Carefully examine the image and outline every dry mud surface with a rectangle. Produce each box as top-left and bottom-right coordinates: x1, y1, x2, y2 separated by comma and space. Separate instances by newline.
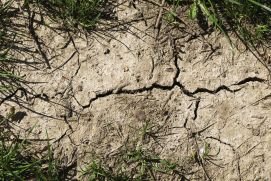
1, 0, 271, 180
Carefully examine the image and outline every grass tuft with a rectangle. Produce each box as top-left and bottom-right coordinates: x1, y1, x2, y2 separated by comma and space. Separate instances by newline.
0, 1, 19, 91
0, 108, 63, 180
80, 146, 185, 180
30, 0, 105, 29
166, 0, 271, 45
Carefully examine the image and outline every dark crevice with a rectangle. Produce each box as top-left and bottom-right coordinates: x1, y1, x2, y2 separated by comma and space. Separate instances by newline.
14, 73, 265, 110
81, 50, 267, 109
82, 53, 181, 109
82, 84, 173, 109
183, 117, 189, 128
173, 40, 180, 83
233, 76, 266, 86
82, 75, 267, 109
192, 99, 200, 120
82, 89, 114, 108
192, 85, 234, 94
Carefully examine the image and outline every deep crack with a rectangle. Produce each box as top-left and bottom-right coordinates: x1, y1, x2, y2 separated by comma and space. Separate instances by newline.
82, 75, 267, 109
192, 85, 234, 94
81, 43, 267, 109
193, 98, 200, 120
233, 76, 266, 85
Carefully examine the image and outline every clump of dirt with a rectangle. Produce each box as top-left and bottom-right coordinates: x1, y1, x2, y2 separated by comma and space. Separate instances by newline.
0, 0, 271, 180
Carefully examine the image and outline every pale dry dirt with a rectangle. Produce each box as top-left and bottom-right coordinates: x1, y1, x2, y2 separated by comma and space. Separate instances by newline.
1, 0, 271, 180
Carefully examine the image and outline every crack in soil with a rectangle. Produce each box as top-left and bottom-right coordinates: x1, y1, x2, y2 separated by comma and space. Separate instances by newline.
192, 98, 201, 120
233, 76, 266, 85
82, 67, 267, 109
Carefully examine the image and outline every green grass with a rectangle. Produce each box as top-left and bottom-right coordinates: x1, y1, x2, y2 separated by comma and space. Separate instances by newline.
166, 0, 271, 45
0, 1, 19, 91
80, 121, 185, 181
29, 0, 104, 29
0, 0, 270, 180
81, 160, 129, 181
0, 108, 63, 180
80, 147, 183, 181
0, 0, 105, 91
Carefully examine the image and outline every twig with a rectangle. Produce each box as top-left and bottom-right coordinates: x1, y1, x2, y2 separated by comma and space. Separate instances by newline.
155, 0, 165, 29
0, 88, 28, 106
28, 11, 51, 69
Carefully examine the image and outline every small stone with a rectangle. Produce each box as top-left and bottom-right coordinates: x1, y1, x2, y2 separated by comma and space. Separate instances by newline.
252, 128, 260, 136
77, 85, 83, 92
124, 67, 129, 72
165, 67, 174, 72
104, 49, 110, 54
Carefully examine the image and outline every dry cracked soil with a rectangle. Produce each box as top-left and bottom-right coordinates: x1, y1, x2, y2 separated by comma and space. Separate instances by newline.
1, 0, 271, 180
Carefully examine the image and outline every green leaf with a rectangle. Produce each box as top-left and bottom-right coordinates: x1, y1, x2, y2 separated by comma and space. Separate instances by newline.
89, 173, 96, 181
189, 2, 198, 20
226, 0, 242, 6
197, 0, 232, 45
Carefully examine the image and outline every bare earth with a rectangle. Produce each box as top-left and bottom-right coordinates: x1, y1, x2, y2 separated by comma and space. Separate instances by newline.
1, 0, 271, 180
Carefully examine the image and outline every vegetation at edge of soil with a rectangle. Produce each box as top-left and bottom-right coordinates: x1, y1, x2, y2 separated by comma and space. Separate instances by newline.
0, 108, 63, 180
166, 0, 271, 45
0, 0, 271, 180
0, 109, 190, 180
80, 148, 183, 181
0, 1, 20, 91
27, 0, 105, 29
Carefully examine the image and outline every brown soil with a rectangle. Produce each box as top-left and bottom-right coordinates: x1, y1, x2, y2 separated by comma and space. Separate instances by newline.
1, 0, 271, 180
